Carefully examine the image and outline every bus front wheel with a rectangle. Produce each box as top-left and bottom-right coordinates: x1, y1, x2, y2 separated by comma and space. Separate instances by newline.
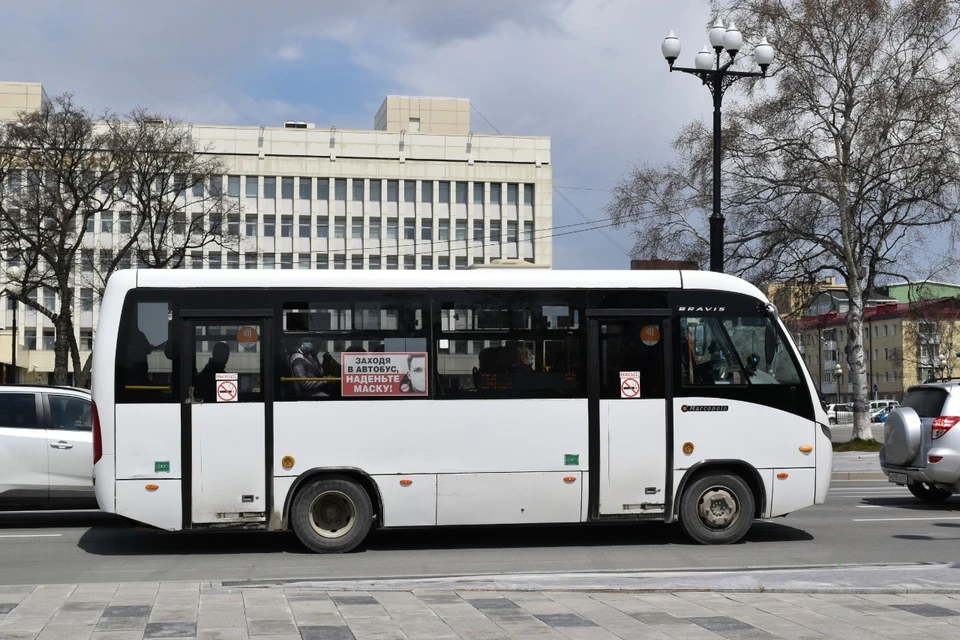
679, 473, 754, 545
291, 476, 373, 553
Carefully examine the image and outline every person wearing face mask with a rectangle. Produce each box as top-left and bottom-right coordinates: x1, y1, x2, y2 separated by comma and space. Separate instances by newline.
512, 345, 535, 373
399, 354, 426, 393
289, 339, 330, 398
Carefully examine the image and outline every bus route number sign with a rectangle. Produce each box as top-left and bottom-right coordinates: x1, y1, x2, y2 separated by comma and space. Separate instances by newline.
620, 371, 641, 399
215, 372, 239, 403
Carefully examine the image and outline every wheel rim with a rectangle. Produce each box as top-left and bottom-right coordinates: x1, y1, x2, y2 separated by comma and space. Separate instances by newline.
696, 486, 740, 530
308, 490, 357, 539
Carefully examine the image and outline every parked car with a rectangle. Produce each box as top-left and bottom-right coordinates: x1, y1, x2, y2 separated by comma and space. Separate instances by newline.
826, 403, 853, 424
0, 385, 96, 510
881, 382, 960, 502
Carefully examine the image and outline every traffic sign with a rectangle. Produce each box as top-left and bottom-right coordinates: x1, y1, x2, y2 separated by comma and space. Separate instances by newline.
873, 384, 878, 392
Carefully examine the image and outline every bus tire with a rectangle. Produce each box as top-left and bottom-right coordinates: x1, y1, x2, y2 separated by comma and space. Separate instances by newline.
679, 472, 754, 545
291, 476, 373, 553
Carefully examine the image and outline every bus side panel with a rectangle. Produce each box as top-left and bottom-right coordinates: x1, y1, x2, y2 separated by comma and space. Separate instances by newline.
116, 479, 181, 531
437, 472, 582, 526
770, 468, 815, 517
115, 405, 182, 480
273, 399, 588, 476
374, 474, 437, 527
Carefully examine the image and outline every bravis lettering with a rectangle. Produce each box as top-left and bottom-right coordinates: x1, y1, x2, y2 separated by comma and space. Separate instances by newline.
678, 306, 726, 312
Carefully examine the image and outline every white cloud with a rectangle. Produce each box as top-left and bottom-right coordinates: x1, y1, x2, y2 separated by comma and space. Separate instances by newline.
276, 44, 303, 61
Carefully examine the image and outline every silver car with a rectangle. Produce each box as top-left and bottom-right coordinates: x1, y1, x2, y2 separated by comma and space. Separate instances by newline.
0, 385, 96, 510
881, 381, 960, 502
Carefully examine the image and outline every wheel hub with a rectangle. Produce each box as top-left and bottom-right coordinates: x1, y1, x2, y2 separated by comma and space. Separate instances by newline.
308, 491, 357, 539
697, 487, 739, 530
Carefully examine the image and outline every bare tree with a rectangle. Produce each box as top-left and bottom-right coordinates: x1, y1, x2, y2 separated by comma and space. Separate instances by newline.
0, 95, 237, 387
607, 0, 960, 439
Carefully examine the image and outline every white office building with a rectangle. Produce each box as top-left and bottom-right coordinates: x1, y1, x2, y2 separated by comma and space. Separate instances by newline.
0, 83, 553, 384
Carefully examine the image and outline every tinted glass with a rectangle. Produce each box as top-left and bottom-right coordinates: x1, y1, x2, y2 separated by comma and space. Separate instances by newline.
903, 388, 949, 418
49, 395, 92, 431
0, 393, 37, 429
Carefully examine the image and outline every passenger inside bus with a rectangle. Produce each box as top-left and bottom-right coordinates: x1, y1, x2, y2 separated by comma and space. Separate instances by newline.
194, 342, 230, 402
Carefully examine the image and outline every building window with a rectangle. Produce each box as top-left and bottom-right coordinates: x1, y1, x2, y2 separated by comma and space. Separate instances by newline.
507, 221, 518, 242
209, 253, 222, 270
369, 218, 381, 240
873, 325, 879, 337
369, 255, 381, 270
490, 221, 501, 242
455, 182, 468, 204
44, 288, 56, 311
80, 288, 93, 311
387, 256, 398, 270
191, 251, 203, 270
192, 179, 204, 198
884, 371, 890, 382
263, 254, 275, 270
42, 328, 55, 351
281, 177, 294, 200
473, 183, 484, 205
438, 256, 450, 270
353, 179, 364, 201
874, 348, 879, 361
892, 325, 897, 336
524, 222, 534, 242
507, 183, 518, 205
281, 216, 293, 238
299, 216, 311, 238
298, 254, 311, 270
101, 212, 113, 234
80, 329, 93, 351
299, 177, 312, 200
404, 218, 416, 240
883, 325, 888, 337
421, 256, 433, 270
369, 180, 381, 202
317, 179, 329, 200
262, 215, 275, 237
404, 255, 415, 270
524, 184, 534, 206
334, 217, 346, 239
405, 181, 416, 202
421, 220, 433, 241
335, 179, 347, 201
438, 181, 450, 204
421, 181, 432, 203
387, 180, 399, 203
227, 213, 240, 236
245, 253, 258, 269
351, 218, 363, 239
228, 252, 240, 270
387, 218, 398, 240
246, 176, 258, 198
25, 329, 36, 350
227, 176, 240, 197
455, 256, 467, 270
334, 254, 346, 270
490, 184, 501, 205
439, 220, 450, 242
264, 177, 277, 199
884, 348, 889, 360
317, 254, 329, 269
455, 220, 467, 241
316, 218, 329, 238
473, 221, 484, 242
281, 253, 293, 270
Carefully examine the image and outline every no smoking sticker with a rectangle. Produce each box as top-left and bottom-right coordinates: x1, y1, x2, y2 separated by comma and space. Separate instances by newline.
620, 371, 641, 399
216, 372, 238, 403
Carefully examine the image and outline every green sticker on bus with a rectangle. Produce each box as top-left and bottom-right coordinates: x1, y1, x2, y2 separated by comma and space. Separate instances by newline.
564, 454, 579, 466
155, 461, 170, 473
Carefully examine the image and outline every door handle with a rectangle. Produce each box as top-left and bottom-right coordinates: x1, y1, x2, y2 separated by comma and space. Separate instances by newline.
50, 441, 74, 450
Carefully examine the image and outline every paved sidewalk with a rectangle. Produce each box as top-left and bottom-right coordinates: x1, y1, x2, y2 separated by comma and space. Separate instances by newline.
5, 571, 960, 640
831, 451, 885, 480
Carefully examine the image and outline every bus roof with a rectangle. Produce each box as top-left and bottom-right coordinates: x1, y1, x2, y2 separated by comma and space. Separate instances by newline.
117, 269, 768, 302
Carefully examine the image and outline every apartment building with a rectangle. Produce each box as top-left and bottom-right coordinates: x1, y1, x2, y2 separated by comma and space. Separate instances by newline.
0, 83, 553, 384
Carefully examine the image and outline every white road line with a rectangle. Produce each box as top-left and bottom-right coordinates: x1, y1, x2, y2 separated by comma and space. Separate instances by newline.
0, 533, 62, 538
855, 505, 885, 508
852, 516, 960, 522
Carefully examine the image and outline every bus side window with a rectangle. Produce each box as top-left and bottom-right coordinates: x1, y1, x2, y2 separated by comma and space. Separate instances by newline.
116, 300, 175, 403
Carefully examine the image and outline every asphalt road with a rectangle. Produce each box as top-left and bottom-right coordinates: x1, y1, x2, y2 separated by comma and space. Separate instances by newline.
0, 480, 955, 586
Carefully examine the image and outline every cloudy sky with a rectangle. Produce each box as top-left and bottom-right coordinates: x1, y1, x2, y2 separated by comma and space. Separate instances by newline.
0, 0, 732, 269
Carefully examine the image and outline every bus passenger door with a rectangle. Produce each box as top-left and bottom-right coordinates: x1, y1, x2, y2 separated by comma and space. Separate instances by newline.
589, 315, 671, 517
182, 317, 271, 527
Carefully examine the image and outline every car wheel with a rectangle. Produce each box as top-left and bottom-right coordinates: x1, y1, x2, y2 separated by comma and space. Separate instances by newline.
679, 473, 755, 545
907, 482, 952, 503
291, 476, 373, 553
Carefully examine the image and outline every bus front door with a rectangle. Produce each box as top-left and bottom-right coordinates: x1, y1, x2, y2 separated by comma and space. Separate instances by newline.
182, 317, 271, 527
590, 315, 671, 517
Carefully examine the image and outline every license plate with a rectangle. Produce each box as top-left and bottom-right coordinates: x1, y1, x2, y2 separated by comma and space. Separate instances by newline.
888, 471, 911, 485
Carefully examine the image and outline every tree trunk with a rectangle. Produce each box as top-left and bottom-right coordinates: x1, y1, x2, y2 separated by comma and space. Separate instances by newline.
845, 281, 873, 440
52, 311, 72, 386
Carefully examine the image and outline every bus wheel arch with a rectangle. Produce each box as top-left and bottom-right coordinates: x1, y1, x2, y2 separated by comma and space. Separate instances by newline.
674, 461, 765, 544
283, 468, 384, 532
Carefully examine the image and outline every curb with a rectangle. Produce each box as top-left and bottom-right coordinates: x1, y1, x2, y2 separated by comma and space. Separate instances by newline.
831, 471, 887, 480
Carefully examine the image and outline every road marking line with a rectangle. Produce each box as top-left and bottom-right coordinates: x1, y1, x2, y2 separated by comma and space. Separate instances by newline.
852, 516, 960, 522
855, 505, 885, 508
0, 534, 62, 538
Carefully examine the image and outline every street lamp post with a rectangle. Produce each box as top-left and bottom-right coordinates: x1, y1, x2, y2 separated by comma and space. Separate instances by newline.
833, 363, 843, 405
936, 353, 948, 381
661, 19, 775, 273
3, 267, 23, 385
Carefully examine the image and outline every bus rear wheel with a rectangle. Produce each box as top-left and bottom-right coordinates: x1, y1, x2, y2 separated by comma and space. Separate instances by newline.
679, 473, 754, 545
291, 476, 373, 553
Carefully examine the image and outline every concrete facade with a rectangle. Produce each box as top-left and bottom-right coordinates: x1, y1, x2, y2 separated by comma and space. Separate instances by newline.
0, 83, 553, 383
0, 81, 47, 122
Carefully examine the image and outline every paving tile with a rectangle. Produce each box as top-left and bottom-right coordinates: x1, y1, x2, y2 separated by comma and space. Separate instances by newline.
195, 630, 251, 640
892, 604, 960, 618
94, 617, 148, 632
248, 619, 299, 635
329, 596, 378, 607
0, 632, 42, 640
102, 606, 153, 618
299, 626, 356, 640
144, 621, 197, 638
285, 592, 331, 602
90, 632, 148, 640
467, 598, 522, 611
536, 613, 598, 628
1, 603, 20, 614
35, 624, 97, 640
60, 603, 107, 613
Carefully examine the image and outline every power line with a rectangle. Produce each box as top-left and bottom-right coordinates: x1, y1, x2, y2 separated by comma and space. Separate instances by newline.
553, 187, 631, 256
554, 185, 613, 192
470, 104, 502, 135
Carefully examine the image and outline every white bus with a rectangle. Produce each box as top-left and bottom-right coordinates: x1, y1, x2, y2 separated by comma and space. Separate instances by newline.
91, 269, 831, 552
